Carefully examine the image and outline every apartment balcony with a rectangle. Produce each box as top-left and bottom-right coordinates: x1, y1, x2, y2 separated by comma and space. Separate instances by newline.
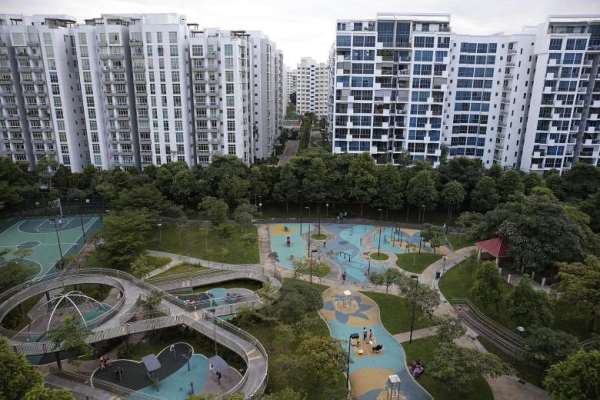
544, 86, 554, 94
546, 72, 555, 80
589, 114, 599, 120
573, 113, 582, 119
581, 73, 591, 80
578, 87, 588, 93
506, 61, 515, 67
554, 100, 563, 107
593, 100, 600, 107
548, 59, 558, 66
587, 126, 597, 133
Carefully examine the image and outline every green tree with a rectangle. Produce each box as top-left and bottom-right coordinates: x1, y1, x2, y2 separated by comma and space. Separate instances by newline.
471, 261, 505, 312
507, 278, 553, 329
544, 350, 600, 400
369, 269, 402, 293
0, 337, 43, 400
23, 385, 74, 400
470, 176, 499, 212
47, 316, 92, 369
525, 327, 580, 368
233, 202, 257, 230
497, 170, 525, 202
407, 170, 438, 222
435, 317, 466, 343
523, 173, 543, 195
455, 211, 484, 241
346, 153, 377, 216
262, 388, 306, 400
420, 224, 445, 254
139, 291, 163, 314
441, 180, 465, 219
292, 336, 347, 400
97, 210, 154, 270
198, 196, 229, 226
430, 343, 512, 393
373, 165, 405, 217
557, 255, 600, 333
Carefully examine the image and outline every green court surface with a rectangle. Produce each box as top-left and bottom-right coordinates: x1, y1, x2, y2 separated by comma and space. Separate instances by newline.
0, 216, 102, 279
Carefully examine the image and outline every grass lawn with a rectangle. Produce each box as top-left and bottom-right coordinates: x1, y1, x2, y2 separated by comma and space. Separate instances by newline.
478, 336, 545, 387
447, 233, 475, 250
438, 257, 478, 302
370, 252, 389, 261
403, 336, 494, 400
295, 262, 331, 278
396, 253, 442, 274
311, 233, 327, 240
362, 291, 436, 335
146, 262, 206, 281
151, 223, 259, 264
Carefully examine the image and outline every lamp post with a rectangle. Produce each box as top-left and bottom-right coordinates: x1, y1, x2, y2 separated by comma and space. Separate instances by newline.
325, 203, 329, 218
346, 332, 360, 393
317, 203, 321, 236
79, 198, 90, 242
377, 208, 383, 256
421, 204, 426, 224
157, 223, 163, 244
51, 212, 64, 269
409, 275, 419, 343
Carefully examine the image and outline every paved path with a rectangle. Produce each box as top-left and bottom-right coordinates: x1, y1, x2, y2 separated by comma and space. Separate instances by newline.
393, 326, 439, 343
277, 140, 299, 166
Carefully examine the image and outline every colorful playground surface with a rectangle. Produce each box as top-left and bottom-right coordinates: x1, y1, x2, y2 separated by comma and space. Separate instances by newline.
320, 287, 431, 400
269, 223, 430, 283
91, 342, 240, 400
0, 215, 102, 278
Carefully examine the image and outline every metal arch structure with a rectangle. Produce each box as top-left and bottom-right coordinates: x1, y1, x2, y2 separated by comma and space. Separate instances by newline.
43, 290, 112, 333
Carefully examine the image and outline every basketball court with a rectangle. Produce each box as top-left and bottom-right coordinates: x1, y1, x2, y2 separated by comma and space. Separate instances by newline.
0, 215, 102, 279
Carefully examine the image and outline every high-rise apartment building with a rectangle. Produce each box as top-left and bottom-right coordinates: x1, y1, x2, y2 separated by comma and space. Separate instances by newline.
286, 68, 297, 97
296, 57, 328, 117
329, 13, 600, 173
73, 15, 139, 170
520, 16, 600, 173
0, 13, 284, 171
0, 15, 89, 171
332, 13, 451, 165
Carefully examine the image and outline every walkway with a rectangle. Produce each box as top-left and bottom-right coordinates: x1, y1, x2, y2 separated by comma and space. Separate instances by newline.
1, 267, 269, 399
277, 140, 299, 166
393, 327, 439, 344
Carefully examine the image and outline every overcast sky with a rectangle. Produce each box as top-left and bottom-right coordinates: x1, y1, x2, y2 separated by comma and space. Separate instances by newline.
5, 0, 600, 67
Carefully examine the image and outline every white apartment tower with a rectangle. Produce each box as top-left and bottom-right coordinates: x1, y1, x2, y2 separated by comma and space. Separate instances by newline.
443, 34, 535, 168
520, 16, 600, 173
189, 28, 252, 165
296, 57, 328, 117
127, 14, 194, 167
286, 68, 297, 96
73, 15, 139, 170
0, 15, 89, 171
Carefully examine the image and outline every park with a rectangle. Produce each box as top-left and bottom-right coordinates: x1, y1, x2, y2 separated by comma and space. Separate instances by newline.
1, 155, 599, 400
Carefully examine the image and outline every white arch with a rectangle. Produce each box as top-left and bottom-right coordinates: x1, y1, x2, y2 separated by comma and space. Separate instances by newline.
46, 293, 88, 333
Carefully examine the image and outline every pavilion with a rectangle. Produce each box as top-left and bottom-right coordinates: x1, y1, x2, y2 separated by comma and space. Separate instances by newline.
476, 237, 509, 266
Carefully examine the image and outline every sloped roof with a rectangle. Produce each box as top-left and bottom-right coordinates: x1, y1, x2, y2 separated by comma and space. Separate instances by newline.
477, 237, 509, 258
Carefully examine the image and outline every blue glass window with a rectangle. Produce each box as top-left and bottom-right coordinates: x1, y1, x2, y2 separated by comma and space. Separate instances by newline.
337, 35, 351, 47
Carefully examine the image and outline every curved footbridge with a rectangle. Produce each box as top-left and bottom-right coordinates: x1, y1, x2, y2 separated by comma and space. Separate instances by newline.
0, 262, 280, 399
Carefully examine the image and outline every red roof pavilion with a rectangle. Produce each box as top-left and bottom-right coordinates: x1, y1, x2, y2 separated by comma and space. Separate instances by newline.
476, 237, 509, 258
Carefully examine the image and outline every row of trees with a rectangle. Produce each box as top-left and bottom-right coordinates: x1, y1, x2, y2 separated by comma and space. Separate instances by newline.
6, 152, 600, 224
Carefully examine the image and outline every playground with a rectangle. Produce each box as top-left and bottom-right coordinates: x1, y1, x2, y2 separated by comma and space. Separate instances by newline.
320, 287, 431, 400
92, 342, 240, 400
0, 215, 102, 278
269, 223, 434, 283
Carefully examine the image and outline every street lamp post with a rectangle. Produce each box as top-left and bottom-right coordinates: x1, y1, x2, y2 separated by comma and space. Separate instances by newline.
421, 204, 426, 224
79, 198, 90, 242
377, 208, 383, 256
346, 333, 360, 393
325, 203, 329, 218
53, 215, 64, 269
409, 275, 419, 343
317, 204, 321, 236
157, 223, 163, 244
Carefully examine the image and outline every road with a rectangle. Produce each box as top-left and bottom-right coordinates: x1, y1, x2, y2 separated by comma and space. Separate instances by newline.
278, 140, 299, 166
